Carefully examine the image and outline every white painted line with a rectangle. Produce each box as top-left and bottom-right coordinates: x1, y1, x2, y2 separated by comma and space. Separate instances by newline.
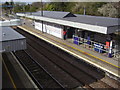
10, 52, 39, 89
18, 26, 120, 78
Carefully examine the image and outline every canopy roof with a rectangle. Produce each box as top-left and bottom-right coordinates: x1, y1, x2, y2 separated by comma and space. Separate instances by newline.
17, 11, 120, 34
1, 27, 25, 42
25, 11, 76, 19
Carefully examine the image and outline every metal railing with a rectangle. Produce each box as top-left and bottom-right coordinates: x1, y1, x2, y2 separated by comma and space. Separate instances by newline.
73, 35, 119, 58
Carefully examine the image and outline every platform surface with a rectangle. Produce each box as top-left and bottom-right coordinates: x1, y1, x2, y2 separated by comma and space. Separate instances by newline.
2, 52, 36, 89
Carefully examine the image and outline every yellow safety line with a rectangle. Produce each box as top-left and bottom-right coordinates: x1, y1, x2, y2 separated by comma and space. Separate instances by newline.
3, 60, 17, 89
56, 41, 120, 69
18, 26, 120, 69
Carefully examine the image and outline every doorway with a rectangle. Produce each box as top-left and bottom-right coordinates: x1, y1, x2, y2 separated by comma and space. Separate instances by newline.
67, 27, 75, 38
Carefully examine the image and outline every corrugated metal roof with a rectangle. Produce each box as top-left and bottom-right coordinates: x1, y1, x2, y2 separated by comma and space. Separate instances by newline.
1, 27, 25, 42
26, 11, 76, 19
64, 14, 119, 27
24, 11, 119, 27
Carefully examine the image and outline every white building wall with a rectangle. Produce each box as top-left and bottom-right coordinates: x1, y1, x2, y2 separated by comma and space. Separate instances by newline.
34, 21, 63, 39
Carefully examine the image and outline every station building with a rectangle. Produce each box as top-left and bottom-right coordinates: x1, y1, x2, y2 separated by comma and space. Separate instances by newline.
16, 11, 120, 58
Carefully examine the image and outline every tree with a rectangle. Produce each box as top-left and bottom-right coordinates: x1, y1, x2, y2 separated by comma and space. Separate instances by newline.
98, 2, 119, 18
9, 0, 14, 14
2, 1, 14, 14
13, 4, 22, 13
43, 2, 107, 15
44, 2, 75, 12
2, 2, 10, 10
2, 1, 10, 14
31, 2, 42, 9
72, 2, 106, 15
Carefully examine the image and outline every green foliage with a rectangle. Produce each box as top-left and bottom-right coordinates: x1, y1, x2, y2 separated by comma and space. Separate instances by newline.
2, 1, 15, 14
2, 2, 9, 10
2, 2, 38, 13
24, 5, 30, 12
13, 4, 23, 13
29, 5, 37, 12
43, 2, 107, 16
98, 2, 120, 18
44, 2, 75, 12
3, 2, 119, 18
44, 4, 54, 11
71, 2, 107, 15
13, 3, 37, 13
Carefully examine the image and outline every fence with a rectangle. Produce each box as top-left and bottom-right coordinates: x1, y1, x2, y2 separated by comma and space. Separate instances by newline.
73, 35, 119, 58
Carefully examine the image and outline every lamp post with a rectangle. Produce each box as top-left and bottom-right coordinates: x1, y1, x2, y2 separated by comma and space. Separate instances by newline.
83, 6, 86, 15
10, 0, 14, 14
41, 0, 43, 33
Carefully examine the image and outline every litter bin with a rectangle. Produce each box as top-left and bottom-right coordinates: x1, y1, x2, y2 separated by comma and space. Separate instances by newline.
73, 36, 79, 45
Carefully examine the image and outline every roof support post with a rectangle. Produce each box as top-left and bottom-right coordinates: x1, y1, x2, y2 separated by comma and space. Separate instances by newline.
41, 0, 43, 33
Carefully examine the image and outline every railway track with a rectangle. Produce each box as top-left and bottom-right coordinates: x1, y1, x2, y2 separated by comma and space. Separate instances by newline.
27, 40, 95, 83
13, 50, 64, 89
29, 42, 115, 89
13, 27, 118, 89
25, 35, 114, 89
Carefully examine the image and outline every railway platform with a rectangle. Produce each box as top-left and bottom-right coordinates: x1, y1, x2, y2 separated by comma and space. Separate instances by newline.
2, 53, 25, 89
2, 52, 37, 89
2, 62, 15, 89
16, 25, 120, 79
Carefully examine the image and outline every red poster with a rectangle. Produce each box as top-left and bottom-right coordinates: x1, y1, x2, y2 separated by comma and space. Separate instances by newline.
106, 42, 110, 49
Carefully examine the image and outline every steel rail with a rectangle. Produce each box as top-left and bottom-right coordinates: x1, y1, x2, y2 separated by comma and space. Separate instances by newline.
24, 50, 65, 89
13, 50, 65, 89
13, 52, 44, 89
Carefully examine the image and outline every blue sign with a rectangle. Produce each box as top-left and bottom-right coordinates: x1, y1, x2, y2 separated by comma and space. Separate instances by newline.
0, 5, 13, 7
94, 44, 103, 53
